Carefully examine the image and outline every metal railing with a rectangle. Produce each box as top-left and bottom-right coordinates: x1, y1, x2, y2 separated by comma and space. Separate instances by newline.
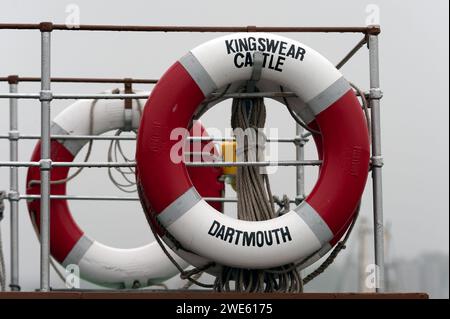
0, 22, 384, 292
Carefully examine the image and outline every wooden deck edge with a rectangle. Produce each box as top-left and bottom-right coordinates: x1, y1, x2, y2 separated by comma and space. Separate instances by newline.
0, 291, 429, 299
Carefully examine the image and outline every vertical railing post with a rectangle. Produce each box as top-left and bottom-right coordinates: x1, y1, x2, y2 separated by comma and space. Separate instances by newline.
7, 75, 20, 291
368, 27, 385, 292
295, 124, 305, 203
39, 22, 53, 291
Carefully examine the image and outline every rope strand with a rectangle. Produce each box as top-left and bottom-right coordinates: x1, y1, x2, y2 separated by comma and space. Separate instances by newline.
214, 92, 303, 292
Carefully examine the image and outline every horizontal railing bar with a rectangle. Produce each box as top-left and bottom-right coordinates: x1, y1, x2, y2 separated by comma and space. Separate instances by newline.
195, 197, 298, 204
0, 134, 307, 143
0, 160, 322, 168
0, 92, 296, 100
186, 136, 306, 143
55, 162, 136, 168
20, 194, 139, 201
0, 23, 380, 34
0, 162, 40, 167
0, 93, 39, 99
0, 134, 137, 141
0, 161, 136, 168
0, 93, 149, 99
52, 93, 150, 99
210, 92, 297, 99
17, 194, 297, 204
0, 90, 366, 100
185, 160, 322, 167
0, 76, 158, 84
184, 152, 222, 160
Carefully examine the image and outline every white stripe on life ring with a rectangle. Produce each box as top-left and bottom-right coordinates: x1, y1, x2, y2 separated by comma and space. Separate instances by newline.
189, 33, 342, 103
159, 188, 330, 269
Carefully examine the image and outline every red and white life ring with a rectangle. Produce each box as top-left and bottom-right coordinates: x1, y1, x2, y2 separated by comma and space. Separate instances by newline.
26, 90, 224, 288
136, 33, 370, 270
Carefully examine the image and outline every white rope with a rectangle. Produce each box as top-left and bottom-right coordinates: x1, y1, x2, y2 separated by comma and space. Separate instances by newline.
106, 130, 138, 192
106, 96, 143, 193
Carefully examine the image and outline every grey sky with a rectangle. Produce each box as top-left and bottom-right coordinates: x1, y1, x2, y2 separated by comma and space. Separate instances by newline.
0, 0, 448, 290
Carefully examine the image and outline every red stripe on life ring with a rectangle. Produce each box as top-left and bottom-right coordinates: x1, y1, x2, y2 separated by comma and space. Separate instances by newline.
136, 62, 204, 214
26, 140, 83, 263
308, 120, 357, 247
306, 90, 370, 236
186, 121, 224, 212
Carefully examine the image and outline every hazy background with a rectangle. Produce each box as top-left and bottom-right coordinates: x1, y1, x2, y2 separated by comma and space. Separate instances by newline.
0, 0, 448, 297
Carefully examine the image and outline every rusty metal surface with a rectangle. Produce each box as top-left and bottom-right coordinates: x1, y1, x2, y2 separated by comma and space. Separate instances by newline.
0, 23, 381, 34
0, 292, 428, 299
0, 76, 158, 84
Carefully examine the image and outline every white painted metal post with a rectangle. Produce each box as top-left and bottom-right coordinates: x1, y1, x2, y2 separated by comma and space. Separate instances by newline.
368, 30, 385, 292
8, 76, 20, 291
295, 124, 305, 204
39, 22, 53, 291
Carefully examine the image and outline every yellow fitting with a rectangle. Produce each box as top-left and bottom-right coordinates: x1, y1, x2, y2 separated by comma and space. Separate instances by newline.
221, 141, 237, 191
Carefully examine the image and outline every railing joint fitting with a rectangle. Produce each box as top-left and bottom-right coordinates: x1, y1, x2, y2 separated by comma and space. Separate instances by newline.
8, 191, 20, 202
293, 136, 307, 146
39, 22, 54, 32
39, 90, 53, 102
371, 156, 384, 168
369, 88, 383, 100
39, 159, 52, 170
7, 75, 19, 84
8, 130, 20, 141
366, 25, 381, 35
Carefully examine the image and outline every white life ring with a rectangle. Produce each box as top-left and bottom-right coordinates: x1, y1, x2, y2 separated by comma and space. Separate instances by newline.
136, 33, 370, 270
26, 90, 224, 287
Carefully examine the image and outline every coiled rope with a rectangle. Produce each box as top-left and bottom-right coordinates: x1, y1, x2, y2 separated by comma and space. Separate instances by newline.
106, 97, 143, 193
213, 91, 303, 293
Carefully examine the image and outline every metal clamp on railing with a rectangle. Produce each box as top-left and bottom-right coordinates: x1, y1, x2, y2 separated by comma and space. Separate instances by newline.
8, 130, 19, 141
369, 88, 383, 100
39, 159, 52, 170
8, 191, 20, 202
123, 78, 133, 132
293, 135, 307, 147
39, 90, 53, 102
371, 155, 384, 168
